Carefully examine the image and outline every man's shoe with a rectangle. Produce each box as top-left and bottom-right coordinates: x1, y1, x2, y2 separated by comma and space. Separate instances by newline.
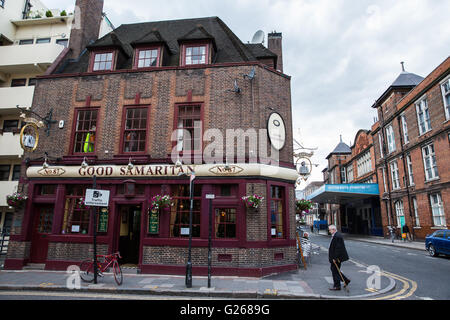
344, 279, 351, 287
329, 287, 341, 291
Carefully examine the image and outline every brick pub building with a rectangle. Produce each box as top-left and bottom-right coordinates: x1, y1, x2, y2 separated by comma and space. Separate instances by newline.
372, 58, 450, 239
4, 1, 299, 276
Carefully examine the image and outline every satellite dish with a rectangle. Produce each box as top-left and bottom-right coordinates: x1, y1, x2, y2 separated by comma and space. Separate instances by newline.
251, 30, 264, 44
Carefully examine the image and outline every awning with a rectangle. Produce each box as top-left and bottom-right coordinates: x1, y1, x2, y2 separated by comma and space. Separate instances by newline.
306, 184, 380, 204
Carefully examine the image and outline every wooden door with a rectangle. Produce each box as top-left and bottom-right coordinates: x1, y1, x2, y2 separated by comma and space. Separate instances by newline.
30, 205, 54, 263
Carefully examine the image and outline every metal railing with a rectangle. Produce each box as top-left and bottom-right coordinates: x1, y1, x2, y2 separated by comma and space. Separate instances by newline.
0, 228, 10, 255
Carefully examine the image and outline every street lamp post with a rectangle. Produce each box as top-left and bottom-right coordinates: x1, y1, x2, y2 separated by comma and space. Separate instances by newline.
177, 164, 195, 288
185, 172, 194, 288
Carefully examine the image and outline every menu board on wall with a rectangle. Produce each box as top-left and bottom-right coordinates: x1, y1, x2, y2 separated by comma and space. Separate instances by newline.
97, 208, 109, 233
148, 210, 159, 234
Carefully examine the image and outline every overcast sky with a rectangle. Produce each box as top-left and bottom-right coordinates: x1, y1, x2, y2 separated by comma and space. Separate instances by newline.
44, 0, 450, 189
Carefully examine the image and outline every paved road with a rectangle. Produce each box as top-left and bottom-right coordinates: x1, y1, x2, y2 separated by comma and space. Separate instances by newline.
311, 233, 450, 300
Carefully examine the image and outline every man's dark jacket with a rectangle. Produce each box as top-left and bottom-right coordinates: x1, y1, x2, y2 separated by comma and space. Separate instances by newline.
328, 232, 349, 263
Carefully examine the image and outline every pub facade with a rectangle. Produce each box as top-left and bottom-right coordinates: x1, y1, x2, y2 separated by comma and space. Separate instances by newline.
4, 15, 298, 276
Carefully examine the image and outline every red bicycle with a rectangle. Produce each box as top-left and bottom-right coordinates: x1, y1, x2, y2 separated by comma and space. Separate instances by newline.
79, 252, 123, 285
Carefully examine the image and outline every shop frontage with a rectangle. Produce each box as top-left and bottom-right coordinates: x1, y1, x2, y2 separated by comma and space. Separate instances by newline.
5, 163, 298, 277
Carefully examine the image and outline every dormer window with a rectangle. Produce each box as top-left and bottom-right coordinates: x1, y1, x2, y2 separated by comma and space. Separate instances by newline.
134, 47, 160, 68
92, 51, 115, 71
184, 45, 207, 65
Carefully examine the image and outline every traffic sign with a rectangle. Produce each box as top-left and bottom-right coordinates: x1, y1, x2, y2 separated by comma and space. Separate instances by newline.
85, 189, 110, 207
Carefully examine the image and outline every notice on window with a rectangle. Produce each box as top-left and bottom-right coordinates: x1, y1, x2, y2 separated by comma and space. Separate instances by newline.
71, 225, 80, 233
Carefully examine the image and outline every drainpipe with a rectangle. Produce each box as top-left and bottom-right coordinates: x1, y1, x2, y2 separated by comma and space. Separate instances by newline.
397, 116, 416, 240
378, 106, 395, 230
22, 0, 31, 19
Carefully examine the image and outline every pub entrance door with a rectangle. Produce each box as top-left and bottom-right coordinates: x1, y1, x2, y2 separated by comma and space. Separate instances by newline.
118, 205, 141, 265
30, 205, 54, 263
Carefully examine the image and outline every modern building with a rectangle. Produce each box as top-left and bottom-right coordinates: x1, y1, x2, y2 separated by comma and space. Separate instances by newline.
307, 133, 383, 236
4, 14, 299, 276
371, 58, 450, 239
0, 0, 113, 257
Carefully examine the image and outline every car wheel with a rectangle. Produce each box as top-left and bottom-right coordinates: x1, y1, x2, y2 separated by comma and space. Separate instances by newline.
428, 244, 438, 257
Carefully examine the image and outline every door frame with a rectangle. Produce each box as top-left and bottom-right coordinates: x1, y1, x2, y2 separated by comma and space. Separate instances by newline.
114, 202, 144, 265
30, 204, 54, 263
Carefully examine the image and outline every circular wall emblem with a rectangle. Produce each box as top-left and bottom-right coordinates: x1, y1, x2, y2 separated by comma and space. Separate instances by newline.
267, 112, 286, 151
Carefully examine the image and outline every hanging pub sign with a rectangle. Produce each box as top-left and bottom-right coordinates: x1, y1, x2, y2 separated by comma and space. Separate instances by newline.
20, 123, 39, 152
97, 208, 108, 233
148, 209, 159, 234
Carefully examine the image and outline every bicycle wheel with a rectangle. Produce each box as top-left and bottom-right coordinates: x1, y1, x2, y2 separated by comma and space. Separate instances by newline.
113, 261, 123, 285
79, 260, 95, 283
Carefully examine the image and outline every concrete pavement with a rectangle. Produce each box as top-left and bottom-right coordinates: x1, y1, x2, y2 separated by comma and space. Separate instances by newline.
0, 233, 405, 300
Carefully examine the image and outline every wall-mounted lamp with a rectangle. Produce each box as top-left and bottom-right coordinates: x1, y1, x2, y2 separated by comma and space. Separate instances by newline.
42, 152, 49, 169
127, 157, 134, 170
81, 156, 88, 168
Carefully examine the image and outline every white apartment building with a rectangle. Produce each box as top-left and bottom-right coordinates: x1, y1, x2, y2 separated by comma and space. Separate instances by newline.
0, 0, 113, 253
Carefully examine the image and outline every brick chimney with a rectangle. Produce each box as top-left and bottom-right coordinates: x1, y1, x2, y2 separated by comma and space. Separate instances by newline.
68, 0, 104, 59
267, 31, 283, 73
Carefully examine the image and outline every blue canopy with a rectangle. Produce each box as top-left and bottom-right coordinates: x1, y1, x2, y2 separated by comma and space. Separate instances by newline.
306, 184, 379, 204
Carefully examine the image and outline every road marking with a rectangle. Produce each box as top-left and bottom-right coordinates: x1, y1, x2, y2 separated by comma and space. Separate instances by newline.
371, 270, 417, 300
0, 290, 193, 300
407, 253, 417, 256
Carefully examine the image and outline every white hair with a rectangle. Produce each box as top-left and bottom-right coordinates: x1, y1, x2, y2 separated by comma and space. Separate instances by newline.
328, 225, 337, 231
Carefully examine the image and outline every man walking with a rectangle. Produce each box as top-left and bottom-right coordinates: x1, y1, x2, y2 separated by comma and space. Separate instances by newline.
328, 225, 350, 291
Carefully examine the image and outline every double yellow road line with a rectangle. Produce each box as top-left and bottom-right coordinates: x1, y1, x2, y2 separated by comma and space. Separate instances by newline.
371, 270, 417, 300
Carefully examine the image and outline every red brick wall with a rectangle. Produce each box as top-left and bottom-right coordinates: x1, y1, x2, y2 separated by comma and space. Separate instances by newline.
373, 58, 450, 239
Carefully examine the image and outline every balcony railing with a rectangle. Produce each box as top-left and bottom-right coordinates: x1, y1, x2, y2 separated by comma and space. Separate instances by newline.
0, 181, 19, 207
0, 133, 23, 157
0, 86, 35, 111
0, 43, 65, 74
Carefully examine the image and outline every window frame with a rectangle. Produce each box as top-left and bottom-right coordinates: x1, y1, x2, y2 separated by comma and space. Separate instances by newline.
119, 105, 150, 154
412, 197, 420, 227
180, 42, 210, 66
89, 49, 116, 72
133, 46, 161, 69
430, 193, 446, 227
440, 75, 450, 121
406, 153, 414, 186
394, 200, 404, 228
173, 103, 203, 160
36, 38, 51, 44
346, 164, 354, 182
400, 114, 409, 144
0, 165, 10, 181
390, 160, 400, 190
2, 119, 19, 133
415, 96, 432, 135
422, 143, 439, 181
70, 107, 99, 155
385, 124, 396, 154
19, 39, 33, 45
56, 39, 68, 48
269, 185, 287, 240
168, 184, 203, 238
11, 78, 27, 87
378, 132, 384, 158
214, 207, 237, 239
61, 185, 91, 235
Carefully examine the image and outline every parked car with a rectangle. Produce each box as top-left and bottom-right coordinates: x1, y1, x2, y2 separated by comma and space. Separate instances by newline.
425, 229, 450, 257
